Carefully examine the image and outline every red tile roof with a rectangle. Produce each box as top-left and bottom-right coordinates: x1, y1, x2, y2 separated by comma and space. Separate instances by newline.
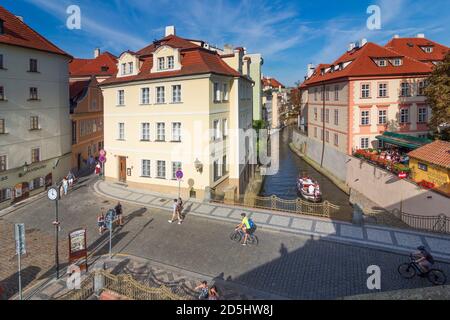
0, 5, 71, 58
69, 80, 90, 101
262, 77, 285, 88
385, 38, 449, 64
408, 140, 450, 169
101, 35, 242, 86
301, 42, 433, 87
70, 52, 118, 77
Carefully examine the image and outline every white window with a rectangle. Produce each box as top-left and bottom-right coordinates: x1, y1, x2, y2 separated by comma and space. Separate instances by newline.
361, 110, 370, 125
30, 116, 39, 130
29, 59, 38, 72
378, 83, 388, 97
314, 88, 318, 101
172, 162, 182, 180
334, 110, 339, 125
378, 110, 387, 124
325, 87, 330, 101
223, 83, 229, 101
156, 86, 165, 103
400, 108, 409, 124
141, 88, 150, 104
393, 58, 402, 66
314, 127, 317, 138
422, 46, 433, 53
377, 59, 387, 67
141, 123, 150, 141
29, 87, 38, 100
117, 90, 125, 105
128, 62, 133, 74
418, 81, 426, 96
222, 155, 228, 174
0, 188, 11, 202
141, 160, 151, 177
157, 161, 166, 178
31, 148, 40, 163
172, 85, 181, 103
418, 107, 427, 123
325, 109, 330, 123
360, 138, 369, 149
0, 118, 5, 134
156, 122, 165, 141
214, 83, 221, 102
400, 82, 410, 97
334, 133, 339, 146
172, 122, 181, 142
118, 123, 125, 140
213, 160, 220, 181
222, 119, 228, 138
158, 57, 165, 70
213, 120, 220, 140
0, 154, 7, 172
361, 84, 370, 98
167, 56, 174, 69
121, 63, 126, 75
325, 130, 330, 142
334, 85, 339, 101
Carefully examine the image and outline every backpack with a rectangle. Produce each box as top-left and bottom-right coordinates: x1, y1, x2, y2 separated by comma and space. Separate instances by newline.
248, 218, 255, 229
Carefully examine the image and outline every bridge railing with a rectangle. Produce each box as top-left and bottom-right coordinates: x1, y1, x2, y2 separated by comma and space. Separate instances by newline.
213, 195, 340, 218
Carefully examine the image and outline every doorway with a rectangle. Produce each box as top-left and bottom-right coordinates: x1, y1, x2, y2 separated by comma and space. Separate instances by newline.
119, 156, 127, 182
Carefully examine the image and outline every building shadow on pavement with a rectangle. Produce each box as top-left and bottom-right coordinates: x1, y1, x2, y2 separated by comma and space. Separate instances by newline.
0, 266, 41, 300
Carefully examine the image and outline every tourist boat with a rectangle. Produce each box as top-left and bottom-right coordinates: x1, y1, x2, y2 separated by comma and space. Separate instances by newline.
297, 176, 322, 203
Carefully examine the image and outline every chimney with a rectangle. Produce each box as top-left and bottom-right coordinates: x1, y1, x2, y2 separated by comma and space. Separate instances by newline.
223, 44, 233, 54
15, 16, 24, 22
348, 42, 356, 52
94, 48, 101, 58
417, 33, 425, 38
165, 26, 176, 37
394, 34, 400, 39
307, 64, 315, 78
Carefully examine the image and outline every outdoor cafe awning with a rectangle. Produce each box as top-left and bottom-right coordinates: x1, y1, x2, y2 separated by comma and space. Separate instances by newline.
376, 132, 432, 150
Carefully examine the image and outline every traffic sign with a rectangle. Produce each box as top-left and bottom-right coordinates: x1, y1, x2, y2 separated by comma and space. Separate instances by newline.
15, 224, 26, 255
398, 172, 407, 179
105, 209, 116, 229
176, 170, 183, 181
99, 155, 106, 163
99, 149, 106, 157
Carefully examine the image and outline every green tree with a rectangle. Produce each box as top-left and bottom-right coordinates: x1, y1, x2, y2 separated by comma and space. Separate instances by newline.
425, 52, 450, 141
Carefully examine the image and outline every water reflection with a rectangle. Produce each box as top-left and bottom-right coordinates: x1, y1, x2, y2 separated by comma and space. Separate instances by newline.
260, 127, 352, 211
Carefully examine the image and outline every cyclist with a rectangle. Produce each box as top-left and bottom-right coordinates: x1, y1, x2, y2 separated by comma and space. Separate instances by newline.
236, 213, 254, 246
413, 245, 435, 273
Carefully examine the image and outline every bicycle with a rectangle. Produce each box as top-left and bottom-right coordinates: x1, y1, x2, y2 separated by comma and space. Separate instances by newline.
398, 254, 447, 285
229, 227, 259, 246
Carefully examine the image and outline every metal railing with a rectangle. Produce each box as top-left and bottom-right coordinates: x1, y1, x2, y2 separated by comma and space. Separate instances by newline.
214, 194, 340, 218
395, 211, 450, 234
59, 270, 189, 300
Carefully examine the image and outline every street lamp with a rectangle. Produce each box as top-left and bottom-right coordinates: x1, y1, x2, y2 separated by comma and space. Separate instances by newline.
18, 162, 29, 178
194, 158, 203, 173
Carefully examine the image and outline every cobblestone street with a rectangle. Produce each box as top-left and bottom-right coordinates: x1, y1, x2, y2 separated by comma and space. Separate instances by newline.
1, 176, 450, 300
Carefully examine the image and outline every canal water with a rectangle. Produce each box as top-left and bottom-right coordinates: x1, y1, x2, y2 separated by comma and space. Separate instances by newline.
259, 127, 352, 211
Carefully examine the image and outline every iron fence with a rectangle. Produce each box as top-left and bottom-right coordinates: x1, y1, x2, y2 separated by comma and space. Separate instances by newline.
396, 211, 450, 234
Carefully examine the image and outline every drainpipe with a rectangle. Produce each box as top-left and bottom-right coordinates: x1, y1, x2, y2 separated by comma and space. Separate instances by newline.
320, 81, 326, 168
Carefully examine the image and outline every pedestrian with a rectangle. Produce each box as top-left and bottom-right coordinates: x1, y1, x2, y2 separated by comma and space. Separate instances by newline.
177, 197, 184, 221
208, 286, 220, 300
67, 170, 75, 187
95, 163, 101, 175
62, 177, 69, 195
195, 281, 209, 300
168, 199, 182, 224
115, 201, 124, 226
97, 212, 106, 235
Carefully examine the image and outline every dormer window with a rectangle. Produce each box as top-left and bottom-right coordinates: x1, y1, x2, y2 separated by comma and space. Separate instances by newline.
320, 68, 325, 76
158, 57, 165, 71
121, 63, 126, 75
393, 58, 403, 66
377, 59, 387, 67
101, 65, 109, 72
0, 19, 4, 35
421, 46, 433, 53
128, 62, 133, 74
167, 56, 174, 69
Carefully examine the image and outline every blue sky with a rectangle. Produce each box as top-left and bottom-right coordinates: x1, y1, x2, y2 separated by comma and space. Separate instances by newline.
3, 0, 449, 86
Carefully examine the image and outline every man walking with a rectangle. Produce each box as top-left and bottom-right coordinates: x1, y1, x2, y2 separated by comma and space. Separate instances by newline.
168, 199, 183, 224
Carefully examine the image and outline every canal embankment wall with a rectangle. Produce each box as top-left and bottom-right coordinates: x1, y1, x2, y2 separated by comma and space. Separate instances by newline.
291, 129, 450, 218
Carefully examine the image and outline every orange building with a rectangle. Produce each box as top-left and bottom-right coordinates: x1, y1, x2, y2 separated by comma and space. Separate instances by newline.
69, 50, 117, 171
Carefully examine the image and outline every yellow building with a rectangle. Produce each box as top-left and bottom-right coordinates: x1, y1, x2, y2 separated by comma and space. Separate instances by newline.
100, 27, 257, 200
408, 140, 450, 195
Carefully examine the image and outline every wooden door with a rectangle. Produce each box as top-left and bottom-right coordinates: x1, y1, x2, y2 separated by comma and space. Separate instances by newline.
119, 157, 126, 182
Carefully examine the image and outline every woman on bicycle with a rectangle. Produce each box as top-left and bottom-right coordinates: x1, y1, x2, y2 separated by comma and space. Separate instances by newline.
413, 246, 434, 273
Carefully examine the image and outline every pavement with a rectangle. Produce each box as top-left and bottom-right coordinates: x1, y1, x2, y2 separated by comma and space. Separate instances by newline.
94, 180, 450, 263
2, 175, 450, 300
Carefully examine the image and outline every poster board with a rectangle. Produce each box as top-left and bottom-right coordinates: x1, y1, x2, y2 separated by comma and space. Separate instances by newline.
68, 228, 88, 272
